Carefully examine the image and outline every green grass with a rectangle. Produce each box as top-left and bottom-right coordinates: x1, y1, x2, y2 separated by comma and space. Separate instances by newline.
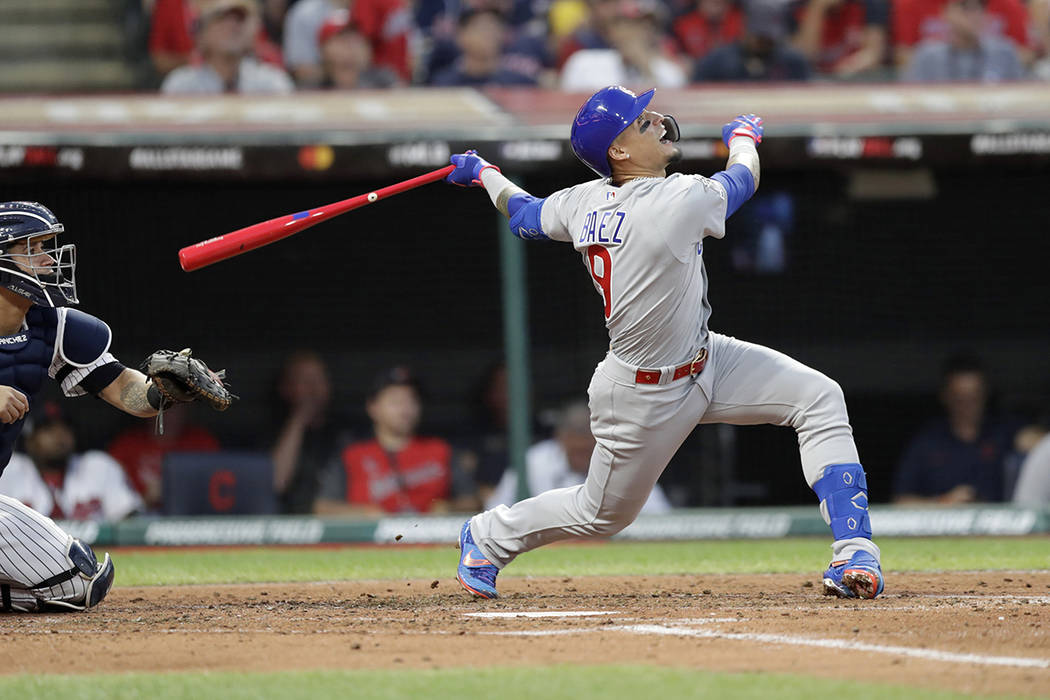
0, 666, 1036, 700
111, 536, 1050, 587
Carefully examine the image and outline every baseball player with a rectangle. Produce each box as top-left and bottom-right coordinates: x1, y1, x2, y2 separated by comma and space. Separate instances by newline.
449, 86, 884, 600
0, 201, 233, 612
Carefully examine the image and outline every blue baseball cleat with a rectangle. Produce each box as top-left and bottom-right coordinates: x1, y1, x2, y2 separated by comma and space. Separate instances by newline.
457, 520, 499, 599
822, 550, 884, 599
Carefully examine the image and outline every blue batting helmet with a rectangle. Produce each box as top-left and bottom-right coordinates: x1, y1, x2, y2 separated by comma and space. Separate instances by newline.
570, 85, 655, 177
0, 201, 78, 307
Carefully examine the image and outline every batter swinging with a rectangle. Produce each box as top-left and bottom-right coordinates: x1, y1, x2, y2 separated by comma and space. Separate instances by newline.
448, 86, 884, 600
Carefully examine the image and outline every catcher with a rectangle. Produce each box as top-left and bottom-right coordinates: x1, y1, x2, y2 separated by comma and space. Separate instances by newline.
0, 201, 235, 612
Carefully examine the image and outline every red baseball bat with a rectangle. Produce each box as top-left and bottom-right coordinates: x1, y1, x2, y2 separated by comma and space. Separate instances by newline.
178, 164, 456, 272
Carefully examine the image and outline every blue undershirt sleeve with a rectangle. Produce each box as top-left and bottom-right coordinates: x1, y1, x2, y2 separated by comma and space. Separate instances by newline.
507, 194, 549, 240
709, 163, 756, 218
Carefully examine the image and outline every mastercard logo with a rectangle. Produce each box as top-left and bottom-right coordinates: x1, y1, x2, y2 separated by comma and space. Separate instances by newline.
298, 145, 334, 171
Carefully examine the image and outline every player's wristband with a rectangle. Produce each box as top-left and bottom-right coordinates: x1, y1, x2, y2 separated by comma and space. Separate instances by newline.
476, 164, 501, 185
726, 137, 760, 191
481, 168, 522, 214
728, 134, 759, 153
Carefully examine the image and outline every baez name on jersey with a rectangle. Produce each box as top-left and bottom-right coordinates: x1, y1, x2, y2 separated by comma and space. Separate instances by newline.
579, 209, 626, 245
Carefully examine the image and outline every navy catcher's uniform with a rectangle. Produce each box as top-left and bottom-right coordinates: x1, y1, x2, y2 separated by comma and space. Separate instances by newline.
0, 307, 121, 611
451, 86, 884, 601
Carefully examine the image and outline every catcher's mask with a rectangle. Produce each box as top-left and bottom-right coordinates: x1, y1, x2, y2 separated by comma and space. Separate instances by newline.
0, 201, 78, 307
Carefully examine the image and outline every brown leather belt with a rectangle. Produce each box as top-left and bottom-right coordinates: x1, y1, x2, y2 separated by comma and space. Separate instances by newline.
634, 347, 708, 385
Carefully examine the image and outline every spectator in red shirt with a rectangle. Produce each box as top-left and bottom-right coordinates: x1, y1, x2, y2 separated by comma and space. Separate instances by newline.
892, 0, 1031, 67
314, 367, 451, 516
673, 0, 745, 61
318, 10, 403, 88
790, 0, 889, 77
149, 0, 284, 79
107, 404, 221, 512
160, 0, 294, 93
283, 0, 412, 87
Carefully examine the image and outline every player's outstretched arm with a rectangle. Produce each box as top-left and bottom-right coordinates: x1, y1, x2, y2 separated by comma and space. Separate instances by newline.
711, 114, 763, 218
446, 150, 550, 241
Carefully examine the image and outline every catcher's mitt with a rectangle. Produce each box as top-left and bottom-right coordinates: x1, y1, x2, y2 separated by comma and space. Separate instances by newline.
141, 348, 236, 411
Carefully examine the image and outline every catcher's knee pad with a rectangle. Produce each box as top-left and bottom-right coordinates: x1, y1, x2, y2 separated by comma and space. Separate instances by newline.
37, 539, 114, 612
0, 538, 113, 613
68, 537, 99, 576
813, 463, 872, 541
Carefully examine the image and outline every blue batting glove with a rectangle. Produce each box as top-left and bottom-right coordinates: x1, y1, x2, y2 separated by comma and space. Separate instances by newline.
446, 150, 501, 187
722, 114, 764, 147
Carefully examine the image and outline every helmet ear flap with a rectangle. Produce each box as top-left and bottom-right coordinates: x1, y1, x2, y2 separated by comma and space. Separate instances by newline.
661, 115, 681, 143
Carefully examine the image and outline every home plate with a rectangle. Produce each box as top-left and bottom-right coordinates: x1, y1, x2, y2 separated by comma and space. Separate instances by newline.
464, 611, 619, 619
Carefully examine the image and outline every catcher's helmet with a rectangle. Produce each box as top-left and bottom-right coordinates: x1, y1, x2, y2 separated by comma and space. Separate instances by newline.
0, 201, 78, 307
570, 85, 681, 178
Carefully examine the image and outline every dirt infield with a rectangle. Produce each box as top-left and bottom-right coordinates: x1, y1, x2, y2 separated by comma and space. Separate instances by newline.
2, 572, 1048, 697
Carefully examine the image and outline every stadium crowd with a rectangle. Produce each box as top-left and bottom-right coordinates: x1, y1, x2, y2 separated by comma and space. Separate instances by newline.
145, 0, 1050, 93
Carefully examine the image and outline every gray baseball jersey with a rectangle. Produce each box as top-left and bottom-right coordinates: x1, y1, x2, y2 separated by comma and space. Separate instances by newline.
471, 171, 874, 571
540, 174, 728, 368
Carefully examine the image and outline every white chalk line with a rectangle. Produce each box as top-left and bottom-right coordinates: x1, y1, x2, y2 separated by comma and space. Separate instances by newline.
611, 624, 1050, 670
465, 611, 617, 619
474, 615, 1050, 670
464, 613, 746, 624
919, 594, 1050, 603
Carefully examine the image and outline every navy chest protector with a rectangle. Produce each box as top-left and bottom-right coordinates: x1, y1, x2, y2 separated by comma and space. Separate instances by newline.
0, 307, 112, 470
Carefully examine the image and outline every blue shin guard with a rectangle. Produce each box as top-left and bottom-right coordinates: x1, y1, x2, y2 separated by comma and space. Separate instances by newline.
812, 463, 871, 541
